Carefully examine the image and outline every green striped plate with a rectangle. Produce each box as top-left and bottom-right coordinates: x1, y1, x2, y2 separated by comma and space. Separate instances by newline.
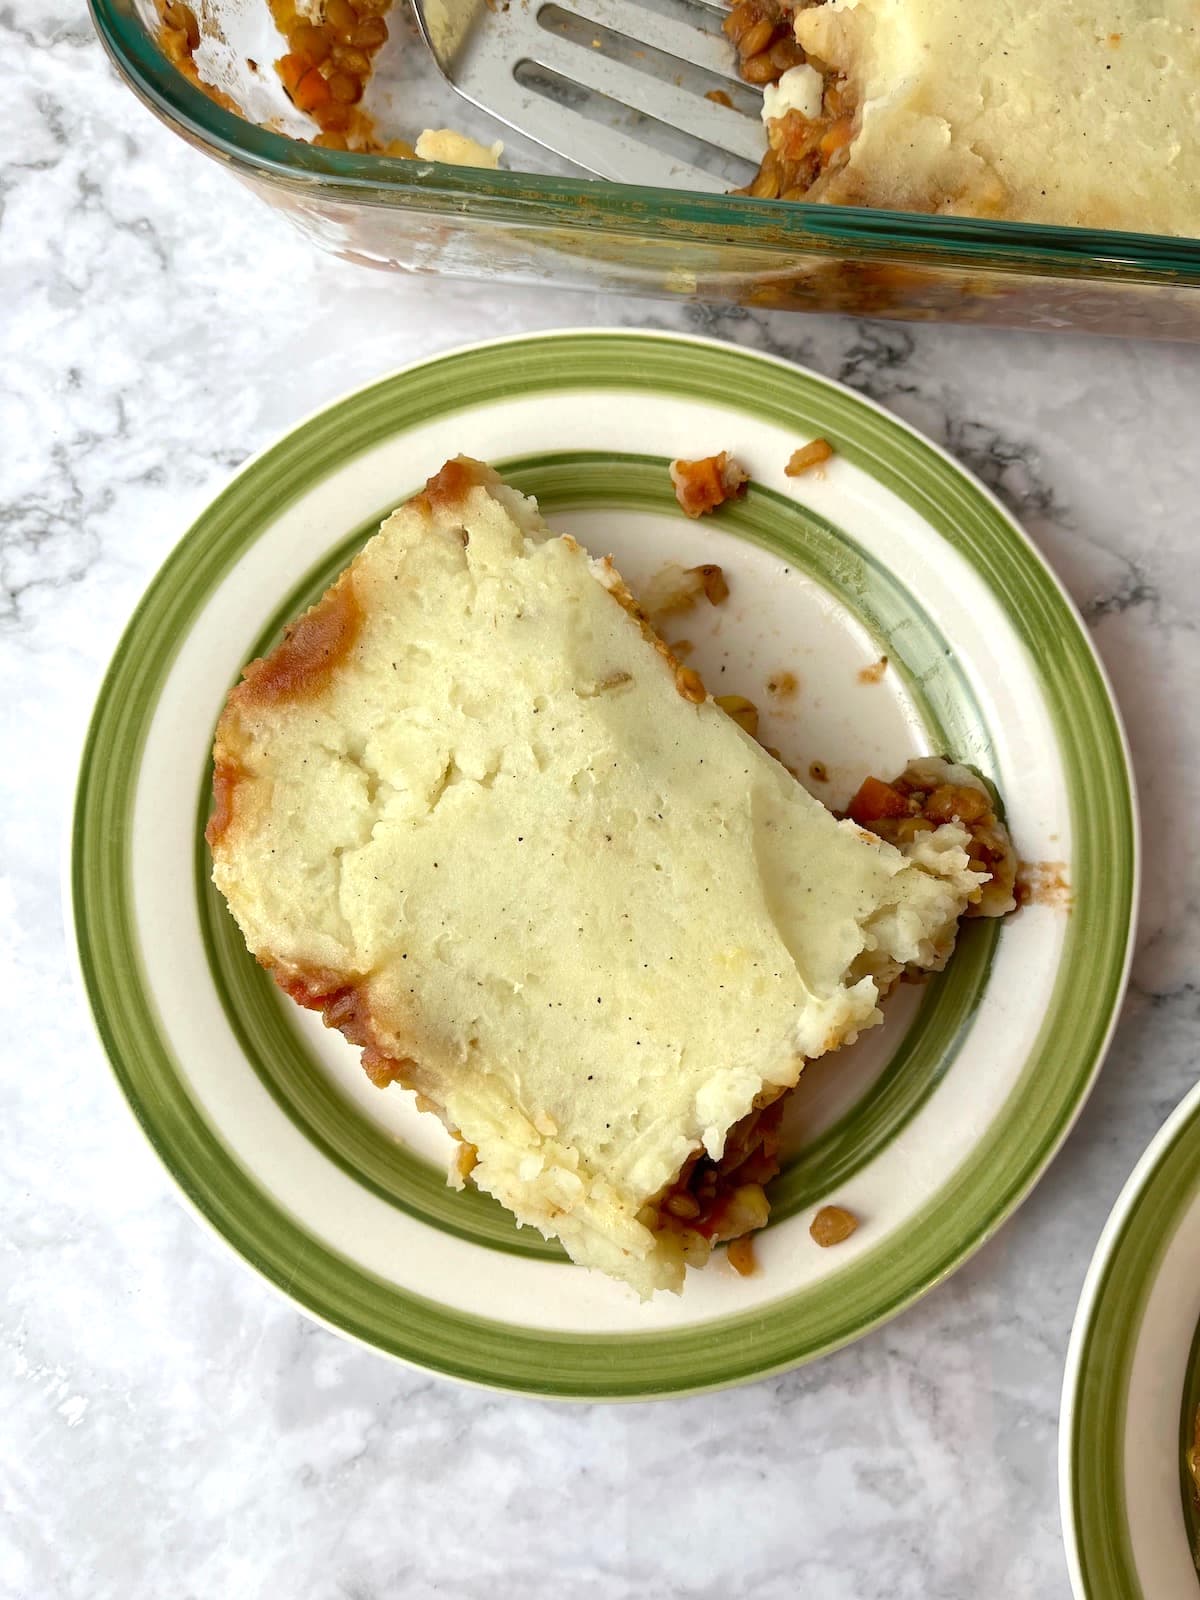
71, 330, 1136, 1399
1062, 1081, 1200, 1597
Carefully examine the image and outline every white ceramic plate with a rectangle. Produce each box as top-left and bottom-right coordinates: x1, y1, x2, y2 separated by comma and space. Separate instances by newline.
1062, 1079, 1200, 1598
72, 330, 1136, 1398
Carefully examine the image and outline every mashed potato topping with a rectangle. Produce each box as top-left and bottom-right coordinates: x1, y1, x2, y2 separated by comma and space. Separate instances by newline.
790, 0, 1200, 231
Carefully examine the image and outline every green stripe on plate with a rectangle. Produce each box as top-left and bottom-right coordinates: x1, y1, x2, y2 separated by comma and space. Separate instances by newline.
1181, 1307, 1200, 1568
72, 331, 1135, 1398
1068, 1094, 1200, 1597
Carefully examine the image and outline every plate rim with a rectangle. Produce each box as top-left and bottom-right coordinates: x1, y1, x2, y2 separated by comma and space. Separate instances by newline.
1059, 1078, 1200, 1598
69, 326, 1140, 1399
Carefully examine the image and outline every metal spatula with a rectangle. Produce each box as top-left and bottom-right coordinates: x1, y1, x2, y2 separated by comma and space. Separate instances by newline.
411, 0, 763, 191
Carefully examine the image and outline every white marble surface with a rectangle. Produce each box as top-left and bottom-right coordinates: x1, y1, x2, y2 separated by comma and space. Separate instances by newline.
5, 7, 1200, 1598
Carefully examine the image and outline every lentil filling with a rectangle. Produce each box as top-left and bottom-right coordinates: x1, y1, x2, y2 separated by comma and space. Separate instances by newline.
159, 0, 847, 195
724, 0, 852, 203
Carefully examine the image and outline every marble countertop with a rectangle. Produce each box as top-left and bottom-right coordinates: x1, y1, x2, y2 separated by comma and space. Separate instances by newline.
6, 8, 1200, 1599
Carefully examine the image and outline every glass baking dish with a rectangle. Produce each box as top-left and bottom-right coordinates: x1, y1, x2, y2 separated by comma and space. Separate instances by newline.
92, 0, 1200, 337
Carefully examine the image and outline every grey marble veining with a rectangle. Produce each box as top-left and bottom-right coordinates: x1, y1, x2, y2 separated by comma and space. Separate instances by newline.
5, 5, 1200, 1598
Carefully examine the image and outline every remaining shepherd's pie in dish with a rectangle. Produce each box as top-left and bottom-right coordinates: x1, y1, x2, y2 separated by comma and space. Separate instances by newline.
161, 0, 1200, 235
744, 0, 1200, 233
207, 457, 1015, 1297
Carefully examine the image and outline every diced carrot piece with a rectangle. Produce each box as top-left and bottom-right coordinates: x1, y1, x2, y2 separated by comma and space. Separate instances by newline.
292, 66, 332, 111
819, 116, 854, 159
772, 109, 819, 163
275, 51, 309, 94
848, 775, 910, 824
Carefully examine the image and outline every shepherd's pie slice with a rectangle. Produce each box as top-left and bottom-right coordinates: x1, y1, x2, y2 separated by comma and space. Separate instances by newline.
208, 457, 994, 1297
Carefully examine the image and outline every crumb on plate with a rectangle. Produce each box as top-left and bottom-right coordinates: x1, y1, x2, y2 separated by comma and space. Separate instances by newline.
810, 1204, 858, 1246
785, 438, 835, 476
669, 452, 748, 518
